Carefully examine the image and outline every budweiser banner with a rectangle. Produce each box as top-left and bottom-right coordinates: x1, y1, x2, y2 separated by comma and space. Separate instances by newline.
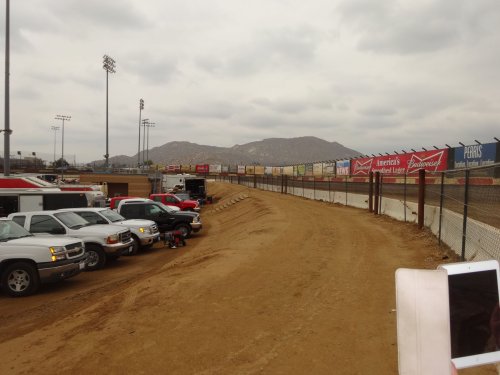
195, 164, 209, 174
351, 149, 448, 175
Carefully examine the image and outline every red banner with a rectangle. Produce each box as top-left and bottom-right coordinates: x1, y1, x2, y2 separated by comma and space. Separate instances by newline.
351, 149, 448, 175
195, 164, 209, 173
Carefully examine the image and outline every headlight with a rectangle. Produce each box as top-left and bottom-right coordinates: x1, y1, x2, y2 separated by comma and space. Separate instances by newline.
50, 246, 66, 261
192, 216, 200, 223
139, 227, 145, 233
106, 234, 119, 244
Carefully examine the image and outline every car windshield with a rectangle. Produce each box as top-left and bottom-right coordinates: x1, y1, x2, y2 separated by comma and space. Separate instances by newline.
54, 212, 91, 229
100, 209, 125, 222
0, 220, 33, 241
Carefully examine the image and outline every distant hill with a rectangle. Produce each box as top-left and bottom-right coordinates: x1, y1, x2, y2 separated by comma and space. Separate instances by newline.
95, 136, 362, 167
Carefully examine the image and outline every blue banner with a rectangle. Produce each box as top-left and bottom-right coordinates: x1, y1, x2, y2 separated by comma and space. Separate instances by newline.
454, 143, 496, 168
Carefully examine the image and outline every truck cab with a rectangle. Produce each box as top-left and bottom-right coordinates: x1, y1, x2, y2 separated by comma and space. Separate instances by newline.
149, 193, 200, 212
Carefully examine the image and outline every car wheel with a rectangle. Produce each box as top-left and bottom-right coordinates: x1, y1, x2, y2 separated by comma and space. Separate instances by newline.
129, 236, 140, 255
85, 244, 106, 271
1, 262, 40, 297
175, 223, 192, 238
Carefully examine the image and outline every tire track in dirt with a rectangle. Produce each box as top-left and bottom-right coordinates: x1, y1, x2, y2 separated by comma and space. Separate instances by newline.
0, 182, 495, 375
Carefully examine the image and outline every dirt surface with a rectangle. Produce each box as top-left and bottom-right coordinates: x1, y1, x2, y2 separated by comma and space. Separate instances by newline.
0, 182, 497, 375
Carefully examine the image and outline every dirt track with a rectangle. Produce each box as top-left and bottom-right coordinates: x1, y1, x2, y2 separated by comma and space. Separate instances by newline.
0, 182, 496, 374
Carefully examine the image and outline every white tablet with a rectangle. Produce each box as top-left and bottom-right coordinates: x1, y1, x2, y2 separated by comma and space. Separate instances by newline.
438, 260, 500, 369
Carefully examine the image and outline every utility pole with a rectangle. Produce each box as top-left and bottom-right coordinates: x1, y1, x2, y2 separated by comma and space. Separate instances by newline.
103, 54, 116, 169
138, 99, 144, 167
55, 115, 71, 181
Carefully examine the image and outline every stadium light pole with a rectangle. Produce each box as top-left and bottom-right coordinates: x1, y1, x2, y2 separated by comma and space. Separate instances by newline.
138, 99, 144, 167
146, 121, 155, 166
103, 54, 116, 169
50, 125, 60, 168
55, 114, 71, 181
141, 118, 149, 170
3, 0, 12, 176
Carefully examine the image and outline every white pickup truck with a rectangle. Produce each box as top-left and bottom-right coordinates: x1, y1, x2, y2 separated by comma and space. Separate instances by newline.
0, 218, 87, 297
8, 210, 133, 271
57, 207, 160, 254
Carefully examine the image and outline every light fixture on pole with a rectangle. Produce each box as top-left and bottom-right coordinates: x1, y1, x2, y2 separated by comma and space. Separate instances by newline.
51, 125, 60, 168
138, 99, 144, 167
146, 121, 155, 166
103, 54, 116, 169
55, 114, 71, 181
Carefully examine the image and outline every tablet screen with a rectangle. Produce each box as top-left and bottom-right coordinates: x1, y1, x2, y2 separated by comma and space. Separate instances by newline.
449, 270, 500, 359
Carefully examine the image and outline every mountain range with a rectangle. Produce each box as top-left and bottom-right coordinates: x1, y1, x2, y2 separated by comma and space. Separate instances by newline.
97, 136, 362, 167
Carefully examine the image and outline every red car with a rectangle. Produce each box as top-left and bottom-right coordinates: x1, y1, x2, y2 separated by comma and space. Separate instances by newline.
149, 193, 200, 212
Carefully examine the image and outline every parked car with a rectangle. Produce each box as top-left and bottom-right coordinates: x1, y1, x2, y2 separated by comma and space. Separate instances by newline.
111, 197, 180, 212
150, 193, 200, 212
116, 201, 202, 238
58, 207, 160, 254
0, 218, 87, 297
8, 211, 133, 271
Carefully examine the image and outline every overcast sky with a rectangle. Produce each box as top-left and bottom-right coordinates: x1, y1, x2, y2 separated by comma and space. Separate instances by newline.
1, 0, 499, 163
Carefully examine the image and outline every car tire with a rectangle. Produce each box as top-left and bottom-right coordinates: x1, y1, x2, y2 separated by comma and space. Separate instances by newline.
1, 262, 40, 297
174, 223, 192, 238
129, 236, 140, 255
85, 244, 106, 271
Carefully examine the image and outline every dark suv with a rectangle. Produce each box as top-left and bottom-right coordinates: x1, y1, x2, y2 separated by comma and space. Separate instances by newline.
117, 201, 202, 238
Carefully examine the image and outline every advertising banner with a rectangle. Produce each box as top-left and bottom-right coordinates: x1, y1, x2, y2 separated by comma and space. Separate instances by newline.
336, 160, 350, 176
313, 163, 323, 176
454, 143, 496, 168
264, 166, 273, 175
166, 165, 181, 173
237, 165, 246, 174
296, 164, 306, 176
228, 165, 238, 173
254, 166, 265, 175
323, 162, 335, 176
245, 165, 255, 175
221, 165, 229, 173
283, 166, 294, 176
272, 167, 282, 176
180, 165, 191, 173
305, 163, 313, 176
209, 164, 222, 174
195, 164, 209, 174
351, 149, 448, 175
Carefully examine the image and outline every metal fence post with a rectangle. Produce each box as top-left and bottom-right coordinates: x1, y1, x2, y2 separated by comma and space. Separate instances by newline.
379, 174, 383, 213
374, 172, 380, 215
403, 174, 407, 222
345, 175, 348, 206
438, 172, 444, 245
368, 172, 373, 213
418, 169, 425, 229
461, 169, 470, 261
